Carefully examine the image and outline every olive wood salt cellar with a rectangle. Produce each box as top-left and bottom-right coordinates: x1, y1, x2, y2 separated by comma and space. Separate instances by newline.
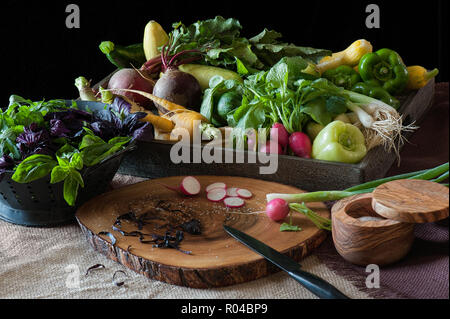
332, 179, 449, 266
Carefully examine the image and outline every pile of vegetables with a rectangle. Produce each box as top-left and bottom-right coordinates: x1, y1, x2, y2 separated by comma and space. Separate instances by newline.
80, 16, 439, 165
0, 96, 152, 206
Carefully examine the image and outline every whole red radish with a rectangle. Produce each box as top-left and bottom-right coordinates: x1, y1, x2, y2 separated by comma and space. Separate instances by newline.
289, 132, 312, 158
270, 123, 289, 149
107, 68, 154, 106
266, 198, 290, 221
259, 140, 284, 155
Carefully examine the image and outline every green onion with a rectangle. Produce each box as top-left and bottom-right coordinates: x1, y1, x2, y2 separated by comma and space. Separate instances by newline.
431, 171, 449, 184
290, 203, 332, 231
266, 162, 449, 204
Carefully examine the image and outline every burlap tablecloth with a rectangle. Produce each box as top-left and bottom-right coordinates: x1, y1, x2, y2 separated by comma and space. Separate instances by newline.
0, 84, 448, 299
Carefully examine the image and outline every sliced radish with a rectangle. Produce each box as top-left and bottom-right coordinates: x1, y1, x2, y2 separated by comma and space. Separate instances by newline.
226, 187, 239, 197
224, 197, 245, 208
237, 188, 253, 199
207, 188, 227, 202
179, 176, 201, 196
206, 182, 227, 193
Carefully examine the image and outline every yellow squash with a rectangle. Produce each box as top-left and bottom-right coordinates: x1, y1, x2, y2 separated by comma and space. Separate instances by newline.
143, 21, 169, 61
406, 66, 439, 90
317, 40, 373, 74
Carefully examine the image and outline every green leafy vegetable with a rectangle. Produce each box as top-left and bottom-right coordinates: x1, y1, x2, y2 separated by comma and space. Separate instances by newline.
166, 16, 330, 72
11, 154, 57, 183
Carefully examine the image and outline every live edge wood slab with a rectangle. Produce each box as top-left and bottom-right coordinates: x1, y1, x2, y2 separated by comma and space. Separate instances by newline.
76, 176, 330, 288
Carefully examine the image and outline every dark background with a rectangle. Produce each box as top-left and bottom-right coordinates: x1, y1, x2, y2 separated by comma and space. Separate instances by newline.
1, 0, 448, 103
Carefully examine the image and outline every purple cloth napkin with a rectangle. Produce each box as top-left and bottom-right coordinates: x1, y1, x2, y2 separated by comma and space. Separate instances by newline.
315, 83, 449, 299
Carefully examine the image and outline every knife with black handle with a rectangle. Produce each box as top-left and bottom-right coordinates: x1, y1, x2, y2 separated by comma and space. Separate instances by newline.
223, 225, 349, 299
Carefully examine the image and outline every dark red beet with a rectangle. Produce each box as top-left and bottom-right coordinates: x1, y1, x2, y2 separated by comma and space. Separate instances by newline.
153, 68, 202, 112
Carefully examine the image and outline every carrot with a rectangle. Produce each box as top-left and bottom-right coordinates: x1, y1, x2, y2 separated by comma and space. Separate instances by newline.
120, 94, 175, 132
115, 88, 186, 114
114, 88, 210, 140
168, 111, 208, 139
142, 112, 175, 132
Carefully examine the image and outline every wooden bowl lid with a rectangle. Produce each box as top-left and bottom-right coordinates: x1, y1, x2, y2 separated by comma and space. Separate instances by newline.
372, 179, 449, 223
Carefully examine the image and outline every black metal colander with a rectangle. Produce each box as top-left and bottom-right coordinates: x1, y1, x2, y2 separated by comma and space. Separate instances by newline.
0, 145, 133, 227
0, 100, 137, 227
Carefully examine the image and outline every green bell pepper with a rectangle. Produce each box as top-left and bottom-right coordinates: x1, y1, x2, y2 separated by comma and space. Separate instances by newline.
352, 82, 401, 109
358, 48, 409, 95
312, 121, 367, 164
322, 65, 362, 90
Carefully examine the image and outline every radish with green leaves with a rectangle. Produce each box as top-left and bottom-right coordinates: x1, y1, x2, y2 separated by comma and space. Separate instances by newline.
266, 198, 290, 221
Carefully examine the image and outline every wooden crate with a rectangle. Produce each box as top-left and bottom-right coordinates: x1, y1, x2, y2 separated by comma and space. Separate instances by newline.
93, 74, 435, 191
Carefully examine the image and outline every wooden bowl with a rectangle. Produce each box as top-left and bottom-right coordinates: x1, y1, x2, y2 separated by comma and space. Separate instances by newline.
331, 193, 415, 266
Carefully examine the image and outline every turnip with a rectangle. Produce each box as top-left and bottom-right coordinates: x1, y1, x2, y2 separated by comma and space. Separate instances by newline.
259, 140, 284, 155
107, 68, 155, 106
289, 132, 312, 158
270, 123, 289, 149
266, 198, 290, 221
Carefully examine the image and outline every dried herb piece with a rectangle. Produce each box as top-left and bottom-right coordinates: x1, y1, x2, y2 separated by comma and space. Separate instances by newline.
112, 270, 128, 287
178, 219, 202, 235
150, 230, 192, 255
85, 264, 106, 276
98, 231, 117, 246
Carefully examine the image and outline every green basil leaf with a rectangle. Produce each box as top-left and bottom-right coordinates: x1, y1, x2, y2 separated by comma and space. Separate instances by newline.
50, 166, 70, 184
63, 174, 80, 207
79, 134, 106, 149
56, 156, 70, 168
69, 152, 84, 170
56, 144, 78, 160
80, 144, 114, 167
280, 223, 302, 232
11, 154, 57, 183
70, 169, 84, 188
108, 136, 131, 147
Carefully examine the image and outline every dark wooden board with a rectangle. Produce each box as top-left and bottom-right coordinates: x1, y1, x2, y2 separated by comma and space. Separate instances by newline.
93, 73, 435, 191
76, 175, 330, 288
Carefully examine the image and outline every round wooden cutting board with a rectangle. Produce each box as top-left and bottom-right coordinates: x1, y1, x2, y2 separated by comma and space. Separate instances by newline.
76, 176, 330, 288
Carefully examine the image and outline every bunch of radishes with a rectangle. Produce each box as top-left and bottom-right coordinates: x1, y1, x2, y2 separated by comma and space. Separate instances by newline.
259, 123, 312, 158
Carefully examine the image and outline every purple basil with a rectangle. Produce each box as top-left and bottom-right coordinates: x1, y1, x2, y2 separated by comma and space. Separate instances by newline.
89, 97, 153, 142
16, 124, 53, 159
44, 109, 92, 138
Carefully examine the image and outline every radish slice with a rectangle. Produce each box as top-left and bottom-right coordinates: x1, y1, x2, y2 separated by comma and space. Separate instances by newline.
206, 182, 227, 193
226, 188, 239, 197
224, 197, 245, 208
237, 188, 253, 199
207, 188, 227, 202
179, 176, 201, 196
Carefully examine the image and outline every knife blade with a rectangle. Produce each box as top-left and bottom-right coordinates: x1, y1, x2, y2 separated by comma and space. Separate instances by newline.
223, 225, 349, 299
